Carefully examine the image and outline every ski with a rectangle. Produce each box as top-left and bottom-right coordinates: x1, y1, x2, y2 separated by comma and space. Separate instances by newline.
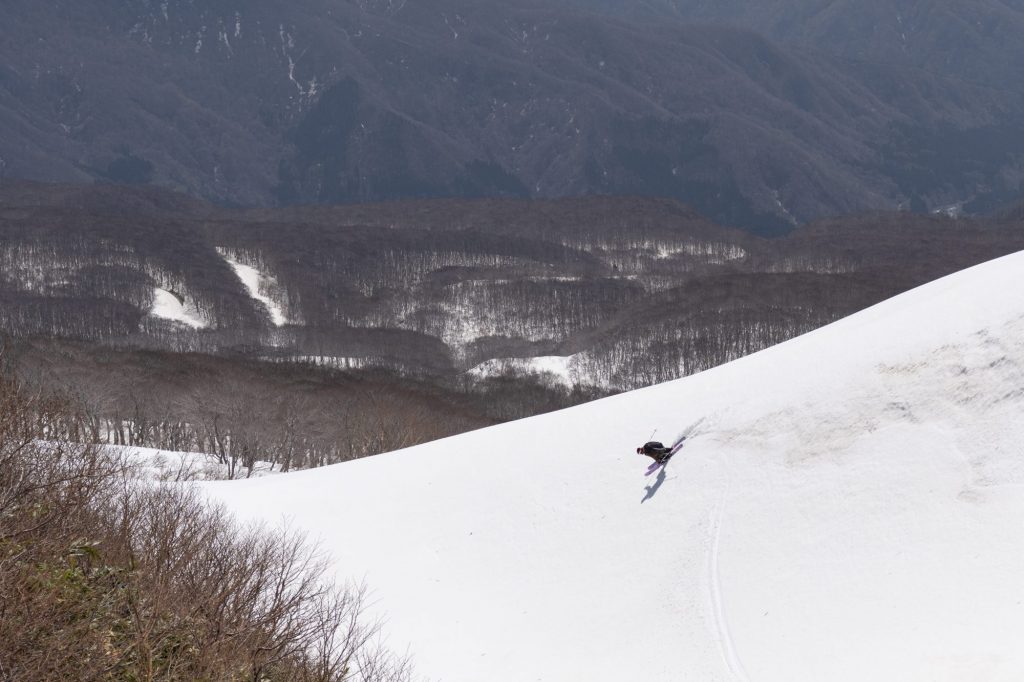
669, 435, 687, 454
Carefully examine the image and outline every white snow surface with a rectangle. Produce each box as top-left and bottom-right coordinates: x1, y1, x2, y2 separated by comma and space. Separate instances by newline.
221, 254, 288, 326
103, 444, 278, 481
204, 252, 1024, 682
149, 288, 207, 328
468, 354, 580, 386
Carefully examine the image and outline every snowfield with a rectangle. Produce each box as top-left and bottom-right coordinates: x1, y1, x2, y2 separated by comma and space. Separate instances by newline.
149, 287, 207, 328
204, 251, 1024, 682
468, 354, 580, 387
103, 444, 279, 481
218, 251, 289, 326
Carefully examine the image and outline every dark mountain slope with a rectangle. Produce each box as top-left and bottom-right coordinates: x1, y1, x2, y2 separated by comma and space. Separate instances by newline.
1, 0, 1021, 232
583, 0, 1024, 90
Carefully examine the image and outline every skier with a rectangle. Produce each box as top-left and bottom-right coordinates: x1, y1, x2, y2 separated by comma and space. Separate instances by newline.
637, 441, 674, 464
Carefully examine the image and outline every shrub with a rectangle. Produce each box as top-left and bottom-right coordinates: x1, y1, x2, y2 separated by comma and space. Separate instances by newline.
0, 367, 410, 681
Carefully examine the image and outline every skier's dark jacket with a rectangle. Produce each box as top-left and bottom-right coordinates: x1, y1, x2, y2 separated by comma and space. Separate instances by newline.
637, 441, 673, 462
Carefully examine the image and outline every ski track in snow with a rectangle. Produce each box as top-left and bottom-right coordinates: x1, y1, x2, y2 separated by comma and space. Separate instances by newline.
707, 473, 751, 682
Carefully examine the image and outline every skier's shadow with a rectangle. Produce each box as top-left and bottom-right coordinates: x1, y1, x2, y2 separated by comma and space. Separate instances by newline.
641, 464, 668, 504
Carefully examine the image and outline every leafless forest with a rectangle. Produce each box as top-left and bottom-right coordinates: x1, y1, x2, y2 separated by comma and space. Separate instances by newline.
3, 181, 1024, 473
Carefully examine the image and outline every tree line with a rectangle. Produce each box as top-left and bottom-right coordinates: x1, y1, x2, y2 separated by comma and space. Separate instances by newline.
6, 338, 602, 478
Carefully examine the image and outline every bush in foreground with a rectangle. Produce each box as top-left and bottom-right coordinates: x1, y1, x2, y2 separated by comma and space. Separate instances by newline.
0, 368, 410, 681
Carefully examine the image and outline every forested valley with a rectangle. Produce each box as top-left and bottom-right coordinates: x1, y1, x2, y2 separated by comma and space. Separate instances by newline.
3, 180, 1024, 475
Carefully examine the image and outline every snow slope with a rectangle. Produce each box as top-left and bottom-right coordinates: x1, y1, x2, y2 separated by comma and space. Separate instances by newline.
219, 253, 288, 326
468, 354, 580, 387
102, 444, 279, 481
205, 251, 1024, 682
149, 288, 207, 328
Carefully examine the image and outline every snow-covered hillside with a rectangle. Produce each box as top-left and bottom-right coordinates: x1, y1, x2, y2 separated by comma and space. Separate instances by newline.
205, 251, 1024, 682
149, 288, 208, 328
218, 251, 289, 327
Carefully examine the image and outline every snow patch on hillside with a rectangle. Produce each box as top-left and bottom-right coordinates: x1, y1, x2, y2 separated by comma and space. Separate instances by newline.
469, 355, 581, 387
933, 202, 964, 218
654, 241, 747, 261
150, 288, 207, 328
289, 355, 375, 370
218, 250, 289, 326
106, 444, 279, 481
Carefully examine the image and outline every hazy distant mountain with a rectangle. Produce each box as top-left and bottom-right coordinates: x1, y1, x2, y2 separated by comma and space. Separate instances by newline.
1, 0, 1022, 232
581, 0, 1024, 89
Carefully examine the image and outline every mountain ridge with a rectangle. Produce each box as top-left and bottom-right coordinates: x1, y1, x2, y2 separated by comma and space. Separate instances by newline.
579, 0, 1024, 90
2, 0, 1022, 231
